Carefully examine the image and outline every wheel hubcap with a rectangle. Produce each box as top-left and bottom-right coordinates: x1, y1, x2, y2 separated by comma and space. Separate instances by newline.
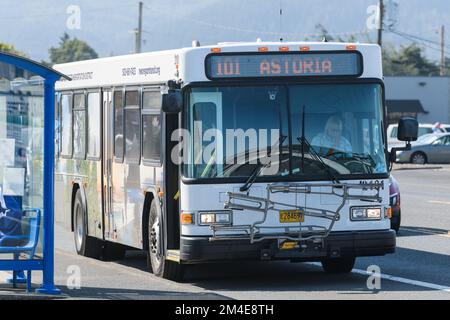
149, 216, 161, 264
75, 204, 84, 251
413, 154, 425, 164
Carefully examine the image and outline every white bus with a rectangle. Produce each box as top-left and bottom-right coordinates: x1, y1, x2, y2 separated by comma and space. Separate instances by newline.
53, 41, 417, 281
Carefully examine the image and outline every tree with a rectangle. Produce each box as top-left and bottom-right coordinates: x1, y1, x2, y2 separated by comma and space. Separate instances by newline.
312, 24, 344, 42
0, 42, 27, 57
307, 24, 359, 43
49, 33, 98, 64
383, 43, 440, 76
307, 25, 442, 77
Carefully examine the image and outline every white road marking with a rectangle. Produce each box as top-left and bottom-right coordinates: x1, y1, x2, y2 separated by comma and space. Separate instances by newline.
428, 200, 450, 206
401, 227, 450, 238
351, 268, 450, 293
308, 263, 450, 293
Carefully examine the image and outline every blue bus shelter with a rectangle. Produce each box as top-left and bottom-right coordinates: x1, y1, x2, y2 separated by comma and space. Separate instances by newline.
0, 52, 69, 294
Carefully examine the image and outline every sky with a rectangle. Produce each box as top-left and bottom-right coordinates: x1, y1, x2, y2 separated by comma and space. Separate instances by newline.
0, 0, 449, 63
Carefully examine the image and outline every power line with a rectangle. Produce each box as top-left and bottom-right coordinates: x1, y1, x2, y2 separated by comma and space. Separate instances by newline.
390, 29, 450, 50
390, 30, 450, 54
0, 4, 136, 20
389, 29, 450, 57
142, 3, 369, 40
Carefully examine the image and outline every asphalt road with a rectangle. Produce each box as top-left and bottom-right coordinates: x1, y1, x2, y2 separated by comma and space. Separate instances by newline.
24, 164, 450, 300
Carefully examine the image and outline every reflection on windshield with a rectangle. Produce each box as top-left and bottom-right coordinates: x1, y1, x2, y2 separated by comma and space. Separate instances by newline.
184, 83, 387, 179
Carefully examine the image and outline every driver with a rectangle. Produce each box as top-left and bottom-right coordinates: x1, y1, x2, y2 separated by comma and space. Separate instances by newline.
312, 116, 352, 157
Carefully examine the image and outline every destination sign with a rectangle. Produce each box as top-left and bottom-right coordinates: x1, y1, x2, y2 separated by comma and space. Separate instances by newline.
206, 52, 363, 79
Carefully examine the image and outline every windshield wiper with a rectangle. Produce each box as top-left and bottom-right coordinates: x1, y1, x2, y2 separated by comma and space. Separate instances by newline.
239, 136, 287, 192
239, 161, 271, 192
296, 136, 341, 184
325, 151, 377, 173
298, 105, 340, 184
334, 152, 375, 165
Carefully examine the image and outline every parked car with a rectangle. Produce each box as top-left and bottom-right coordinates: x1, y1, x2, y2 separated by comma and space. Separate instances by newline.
389, 175, 401, 233
430, 122, 450, 133
441, 124, 450, 133
396, 133, 450, 164
387, 123, 445, 151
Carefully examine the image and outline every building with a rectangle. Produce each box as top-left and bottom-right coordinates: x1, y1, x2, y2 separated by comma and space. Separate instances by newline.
384, 76, 450, 125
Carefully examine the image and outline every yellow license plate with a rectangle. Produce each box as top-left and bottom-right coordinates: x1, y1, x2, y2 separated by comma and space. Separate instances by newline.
279, 210, 305, 223
279, 241, 299, 250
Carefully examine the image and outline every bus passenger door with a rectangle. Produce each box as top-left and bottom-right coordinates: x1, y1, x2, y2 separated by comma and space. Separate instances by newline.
102, 89, 114, 241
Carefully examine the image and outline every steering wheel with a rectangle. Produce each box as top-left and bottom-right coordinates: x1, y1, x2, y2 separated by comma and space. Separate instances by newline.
325, 151, 350, 161
325, 151, 374, 174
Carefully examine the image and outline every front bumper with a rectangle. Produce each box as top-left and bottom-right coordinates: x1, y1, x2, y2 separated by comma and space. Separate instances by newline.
180, 229, 396, 263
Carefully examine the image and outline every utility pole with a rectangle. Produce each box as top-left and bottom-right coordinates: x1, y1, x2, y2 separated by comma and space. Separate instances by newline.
441, 25, 446, 76
135, 1, 143, 54
377, 0, 384, 47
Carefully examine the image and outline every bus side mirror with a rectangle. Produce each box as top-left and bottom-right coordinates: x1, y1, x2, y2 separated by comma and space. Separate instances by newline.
390, 117, 419, 164
397, 117, 418, 143
162, 90, 182, 114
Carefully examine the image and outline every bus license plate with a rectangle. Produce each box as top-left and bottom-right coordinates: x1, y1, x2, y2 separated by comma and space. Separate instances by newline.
280, 210, 305, 223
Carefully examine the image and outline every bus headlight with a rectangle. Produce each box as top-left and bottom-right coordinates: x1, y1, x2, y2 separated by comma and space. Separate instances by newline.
199, 211, 232, 226
351, 207, 382, 221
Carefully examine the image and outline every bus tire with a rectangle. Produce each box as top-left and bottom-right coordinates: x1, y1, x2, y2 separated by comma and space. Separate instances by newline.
147, 200, 185, 281
321, 257, 356, 274
391, 213, 401, 233
73, 189, 101, 259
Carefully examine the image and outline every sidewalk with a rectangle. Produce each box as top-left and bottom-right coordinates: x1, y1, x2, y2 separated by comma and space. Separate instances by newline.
0, 271, 66, 300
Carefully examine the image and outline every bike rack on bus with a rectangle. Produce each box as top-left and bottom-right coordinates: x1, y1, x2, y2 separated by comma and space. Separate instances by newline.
209, 181, 383, 244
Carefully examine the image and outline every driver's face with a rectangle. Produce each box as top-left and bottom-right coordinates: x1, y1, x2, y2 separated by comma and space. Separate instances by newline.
327, 124, 343, 140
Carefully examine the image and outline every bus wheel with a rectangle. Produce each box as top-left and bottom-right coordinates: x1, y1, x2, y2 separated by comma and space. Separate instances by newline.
147, 200, 185, 281
321, 257, 356, 274
73, 189, 101, 258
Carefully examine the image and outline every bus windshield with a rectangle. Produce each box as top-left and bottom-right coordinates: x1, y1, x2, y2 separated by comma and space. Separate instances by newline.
183, 83, 387, 180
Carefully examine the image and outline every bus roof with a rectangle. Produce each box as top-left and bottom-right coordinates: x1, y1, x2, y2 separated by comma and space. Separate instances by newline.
54, 41, 382, 90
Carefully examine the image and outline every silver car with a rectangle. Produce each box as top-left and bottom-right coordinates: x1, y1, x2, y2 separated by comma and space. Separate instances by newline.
396, 133, 450, 164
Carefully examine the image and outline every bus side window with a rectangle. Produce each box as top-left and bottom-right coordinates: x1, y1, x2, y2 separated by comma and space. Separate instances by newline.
87, 92, 101, 159
73, 93, 87, 160
142, 91, 161, 164
114, 90, 124, 162
60, 93, 73, 158
124, 90, 141, 164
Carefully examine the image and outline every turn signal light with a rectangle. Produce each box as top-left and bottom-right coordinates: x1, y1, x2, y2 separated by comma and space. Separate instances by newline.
386, 207, 393, 219
180, 213, 194, 225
